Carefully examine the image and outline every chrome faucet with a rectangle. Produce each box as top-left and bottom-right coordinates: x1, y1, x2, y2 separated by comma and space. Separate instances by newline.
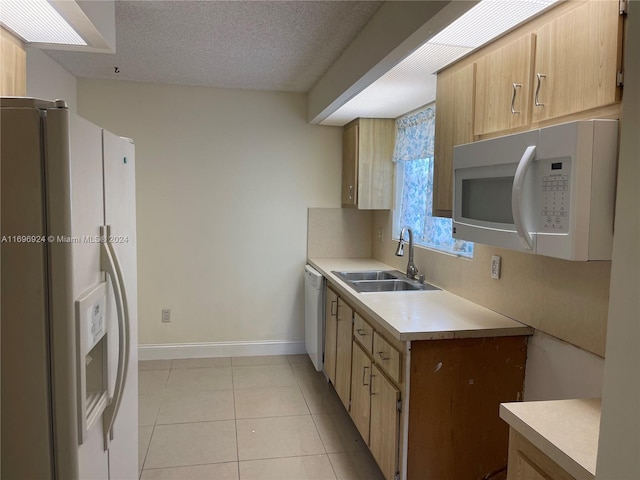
395, 226, 418, 279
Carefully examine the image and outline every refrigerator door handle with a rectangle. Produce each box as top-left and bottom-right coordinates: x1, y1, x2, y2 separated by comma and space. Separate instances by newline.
100, 225, 131, 450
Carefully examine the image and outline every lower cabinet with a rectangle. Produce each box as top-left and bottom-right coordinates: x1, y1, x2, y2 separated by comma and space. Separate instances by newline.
323, 287, 338, 384
506, 429, 575, 480
324, 288, 354, 411
335, 297, 353, 409
324, 283, 528, 480
370, 364, 400, 480
350, 342, 371, 443
349, 340, 401, 480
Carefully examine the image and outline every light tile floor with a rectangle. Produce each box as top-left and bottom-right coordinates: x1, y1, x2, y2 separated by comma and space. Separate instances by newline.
138, 354, 385, 480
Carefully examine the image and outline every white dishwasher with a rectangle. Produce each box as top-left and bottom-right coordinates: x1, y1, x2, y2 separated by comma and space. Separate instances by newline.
304, 265, 324, 371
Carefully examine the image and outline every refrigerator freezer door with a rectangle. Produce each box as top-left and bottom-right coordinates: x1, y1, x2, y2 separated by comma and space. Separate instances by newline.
70, 114, 110, 479
102, 130, 139, 478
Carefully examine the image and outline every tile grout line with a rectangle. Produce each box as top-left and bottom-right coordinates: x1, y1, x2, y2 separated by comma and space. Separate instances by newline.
231, 363, 241, 480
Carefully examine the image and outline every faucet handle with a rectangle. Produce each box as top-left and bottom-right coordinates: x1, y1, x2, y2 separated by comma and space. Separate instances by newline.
418, 274, 425, 284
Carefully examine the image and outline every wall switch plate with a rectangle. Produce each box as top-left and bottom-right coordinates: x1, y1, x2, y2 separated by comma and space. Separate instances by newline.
377, 227, 384, 244
162, 308, 171, 323
491, 255, 501, 279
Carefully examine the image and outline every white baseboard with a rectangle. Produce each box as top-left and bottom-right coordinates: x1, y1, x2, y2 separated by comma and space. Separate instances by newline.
138, 340, 306, 361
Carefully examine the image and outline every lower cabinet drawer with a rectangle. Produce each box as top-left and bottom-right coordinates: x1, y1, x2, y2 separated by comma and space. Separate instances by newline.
353, 313, 374, 353
373, 332, 401, 384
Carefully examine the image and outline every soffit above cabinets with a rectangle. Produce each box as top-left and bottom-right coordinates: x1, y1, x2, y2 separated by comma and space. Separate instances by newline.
318, 0, 560, 126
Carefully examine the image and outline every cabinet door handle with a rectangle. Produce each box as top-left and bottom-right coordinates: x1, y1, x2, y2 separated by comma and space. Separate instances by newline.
511, 83, 522, 114
377, 351, 390, 361
348, 185, 354, 200
534, 73, 546, 106
330, 300, 337, 317
362, 366, 370, 386
356, 328, 367, 336
370, 373, 377, 395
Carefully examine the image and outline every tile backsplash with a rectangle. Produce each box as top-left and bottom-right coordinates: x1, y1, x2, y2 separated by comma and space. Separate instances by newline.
307, 208, 372, 258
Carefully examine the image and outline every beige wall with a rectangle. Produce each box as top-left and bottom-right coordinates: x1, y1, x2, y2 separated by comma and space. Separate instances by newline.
77, 79, 342, 347
372, 211, 611, 356
26, 49, 77, 111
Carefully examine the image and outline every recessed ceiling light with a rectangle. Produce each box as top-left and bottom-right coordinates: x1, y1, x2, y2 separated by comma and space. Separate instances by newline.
0, 0, 87, 45
428, 0, 559, 49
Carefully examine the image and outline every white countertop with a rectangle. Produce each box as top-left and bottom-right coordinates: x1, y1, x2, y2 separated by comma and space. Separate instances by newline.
308, 257, 533, 342
500, 398, 601, 480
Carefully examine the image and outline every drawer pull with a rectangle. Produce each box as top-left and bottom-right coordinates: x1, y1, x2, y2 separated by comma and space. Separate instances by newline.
356, 328, 367, 336
362, 366, 369, 386
377, 351, 390, 361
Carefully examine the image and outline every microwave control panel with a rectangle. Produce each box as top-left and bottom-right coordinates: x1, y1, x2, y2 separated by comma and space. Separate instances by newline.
539, 159, 570, 232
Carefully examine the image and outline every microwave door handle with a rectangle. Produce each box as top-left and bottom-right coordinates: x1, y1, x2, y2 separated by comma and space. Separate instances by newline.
512, 145, 536, 250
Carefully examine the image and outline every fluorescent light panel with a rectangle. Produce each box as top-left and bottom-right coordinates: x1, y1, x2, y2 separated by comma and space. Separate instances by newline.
1, 0, 87, 45
428, 0, 559, 49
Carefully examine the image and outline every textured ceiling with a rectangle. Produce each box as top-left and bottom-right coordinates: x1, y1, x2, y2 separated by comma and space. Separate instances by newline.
45, 1, 383, 92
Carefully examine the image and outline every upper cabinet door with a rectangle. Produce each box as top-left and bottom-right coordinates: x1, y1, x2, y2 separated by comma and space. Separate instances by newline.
342, 122, 358, 207
531, 0, 622, 123
474, 34, 536, 136
433, 63, 475, 218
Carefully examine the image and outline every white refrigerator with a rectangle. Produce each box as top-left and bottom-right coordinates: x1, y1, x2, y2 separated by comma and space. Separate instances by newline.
1, 97, 138, 479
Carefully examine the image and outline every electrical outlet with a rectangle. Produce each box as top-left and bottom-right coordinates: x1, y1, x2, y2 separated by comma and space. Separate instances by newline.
491, 255, 501, 280
377, 227, 384, 244
162, 308, 171, 323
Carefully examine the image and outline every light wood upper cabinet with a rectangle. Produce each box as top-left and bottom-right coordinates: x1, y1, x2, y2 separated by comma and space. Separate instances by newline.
342, 122, 358, 206
433, 63, 475, 217
369, 364, 400, 480
349, 341, 372, 444
1, 27, 26, 96
531, 0, 623, 123
335, 297, 353, 410
323, 287, 338, 384
474, 35, 536, 136
342, 118, 395, 210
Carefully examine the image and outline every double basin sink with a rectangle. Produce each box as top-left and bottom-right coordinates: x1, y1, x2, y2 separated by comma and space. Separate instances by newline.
332, 270, 440, 293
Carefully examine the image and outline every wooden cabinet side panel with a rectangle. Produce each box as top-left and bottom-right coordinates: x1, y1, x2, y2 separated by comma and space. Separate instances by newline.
1, 27, 26, 97
350, 342, 372, 444
531, 0, 621, 123
335, 298, 354, 409
342, 122, 358, 206
474, 35, 535, 135
407, 337, 527, 480
433, 63, 475, 218
323, 287, 338, 384
358, 118, 395, 210
370, 364, 400, 480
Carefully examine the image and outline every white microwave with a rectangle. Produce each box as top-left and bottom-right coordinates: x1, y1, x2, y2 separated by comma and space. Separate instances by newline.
452, 120, 618, 261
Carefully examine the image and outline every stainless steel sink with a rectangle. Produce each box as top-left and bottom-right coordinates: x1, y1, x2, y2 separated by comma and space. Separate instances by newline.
332, 270, 440, 293
332, 270, 401, 281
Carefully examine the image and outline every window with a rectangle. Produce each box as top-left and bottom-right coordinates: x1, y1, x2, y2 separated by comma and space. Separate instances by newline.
392, 106, 474, 258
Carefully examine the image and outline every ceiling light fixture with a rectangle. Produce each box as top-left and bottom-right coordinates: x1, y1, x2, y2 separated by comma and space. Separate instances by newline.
0, 0, 87, 45
428, 0, 559, 49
